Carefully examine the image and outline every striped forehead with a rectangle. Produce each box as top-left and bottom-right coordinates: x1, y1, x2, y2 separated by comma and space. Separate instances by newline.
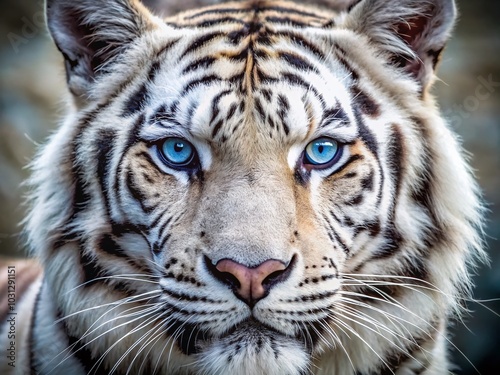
138, 25, 359, 144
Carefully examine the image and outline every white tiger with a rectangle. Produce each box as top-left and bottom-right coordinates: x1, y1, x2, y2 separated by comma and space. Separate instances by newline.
0, 0, 485, 374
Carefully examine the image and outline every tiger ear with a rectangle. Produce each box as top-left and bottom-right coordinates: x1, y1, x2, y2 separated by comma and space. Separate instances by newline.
344, 0, 456, 91
46, 0, 156, 99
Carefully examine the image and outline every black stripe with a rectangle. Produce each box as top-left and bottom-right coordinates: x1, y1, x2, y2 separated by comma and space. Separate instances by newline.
68, 106, 105, 199
336, 55, 360, 81
360, 170, 375, 191
185, 7, 245, 20
226, 103, 238, 121
355, 219, 381, 237
333, 44, 360, 81
280, 52, 317, 72
158, 233, 172, 254
258, 6, 327, 19
150, 208, 171, 230
260, 88, 272, 101
277, 94, 290, 112
227, 28, 249, 45
256, 32, 271, 46
69, 144, 92, 221
277, 94, 290, 135
351, 85, 380, 117
270, 31, 325, 60
162, 288, 222, 304
282, 72, 320, 97
123, 83, 149, 117
323, 213, 350, 255
210, 89, 232, 125
79, 239, 140, 295
212, 119, 224, 138
254, 97, 266, 121
268, 115, 276, 129
52, 232, 79, 250
96, 129, 117, 218
182, 56, 216, 74
281, 119, 290, 135
80, 246, 110, 286
155, 38, 181, 59
229, 48, 249, 62
147, 60, 161, 82
111, 222, 150, 241
181, 32, 224, 58
354, 108, 378, 157
387, 124, 405, 220
114, 114, 146, 213
125, 169, 155, 213
347, 0, 363, 12
330, 154, 363, 176
403, 253, 429, 281
193, 17, 246, 28
333, 231, 350, 255
345, 194, 364, 205
157, 216, 174, 244
181, 74, 223, 96
150, 102, 182, 127
265, 16, 312, 28
98, 233, 127, 258
158, 216, 174, 248
125, 112, 146, 149
329, 210, 343, 225
370, 225, 404, 259
152, 215, 174, 254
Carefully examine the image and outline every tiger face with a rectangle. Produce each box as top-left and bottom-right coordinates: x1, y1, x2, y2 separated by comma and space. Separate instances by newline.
27, 0, 483, 374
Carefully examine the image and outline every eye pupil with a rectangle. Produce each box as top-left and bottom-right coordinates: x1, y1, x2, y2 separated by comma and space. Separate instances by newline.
318, 145, 324, 154
174, 143, 184, 153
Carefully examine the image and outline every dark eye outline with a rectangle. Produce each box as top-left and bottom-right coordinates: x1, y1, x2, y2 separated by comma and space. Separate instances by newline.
157, 137, 200, 171
301, 137, 343, 170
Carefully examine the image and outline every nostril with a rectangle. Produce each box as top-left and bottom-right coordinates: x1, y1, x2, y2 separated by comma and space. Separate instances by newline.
218, 271, 241, 290
204, 255, 240, 288
262, 254, 297, 289
262, 269, 285, 287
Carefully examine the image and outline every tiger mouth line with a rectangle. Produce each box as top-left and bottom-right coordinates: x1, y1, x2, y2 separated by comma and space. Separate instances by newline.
168, 316, 316, 356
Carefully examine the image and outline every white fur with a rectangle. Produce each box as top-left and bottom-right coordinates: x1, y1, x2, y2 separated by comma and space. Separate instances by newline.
12, 1, 485, 375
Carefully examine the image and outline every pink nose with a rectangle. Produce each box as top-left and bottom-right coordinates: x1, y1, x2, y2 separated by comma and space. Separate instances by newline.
215, 259, 288, 305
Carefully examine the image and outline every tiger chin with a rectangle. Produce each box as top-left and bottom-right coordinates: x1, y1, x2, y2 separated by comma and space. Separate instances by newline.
0, 0, 485, 374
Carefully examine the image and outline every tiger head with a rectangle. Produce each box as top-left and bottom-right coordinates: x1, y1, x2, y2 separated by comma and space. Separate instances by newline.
29, 0, 484, 374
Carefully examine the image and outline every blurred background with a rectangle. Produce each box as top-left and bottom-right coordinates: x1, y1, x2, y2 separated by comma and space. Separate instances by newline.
0, 0, 498, 373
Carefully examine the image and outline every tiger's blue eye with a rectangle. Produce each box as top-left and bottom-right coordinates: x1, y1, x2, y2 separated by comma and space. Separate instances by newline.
159, 138, 195, 167
304, 138, 339, 166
